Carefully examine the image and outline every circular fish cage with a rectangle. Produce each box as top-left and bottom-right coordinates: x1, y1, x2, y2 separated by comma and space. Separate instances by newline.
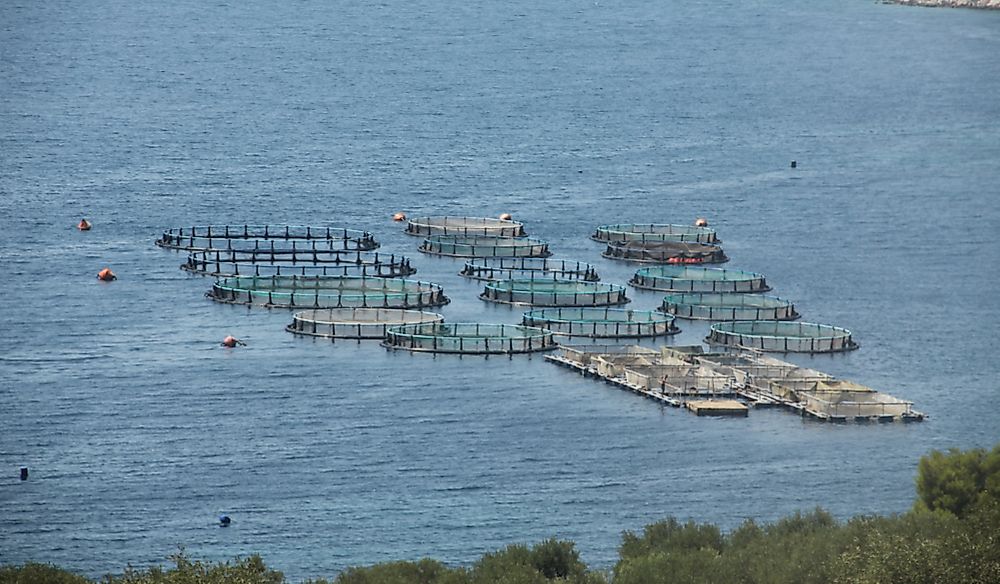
522, 307, 679, 338
182, 249, 415, 278
207, 275, 450, 309
405, 216, 526, 237
660, 292, 799, 321
602, 241, 728, 264
286, 308, 445, 340
155, 225, 378, 252
706, 321, 859, 353
592, 223, 719, 244
419, 235, 551, 258
629, 265, 770, 293
382, 322, 557, 354
480, 279, 629, 307
460, 257, 599, 282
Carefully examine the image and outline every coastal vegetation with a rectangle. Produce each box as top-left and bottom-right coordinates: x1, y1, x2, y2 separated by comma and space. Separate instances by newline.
3, 444, 998, 584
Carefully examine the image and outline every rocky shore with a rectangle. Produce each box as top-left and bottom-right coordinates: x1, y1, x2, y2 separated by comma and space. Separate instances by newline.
887, 0, 1000, 8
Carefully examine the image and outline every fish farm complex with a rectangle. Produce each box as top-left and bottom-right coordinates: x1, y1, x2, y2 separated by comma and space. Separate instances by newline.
154, 217, 921, 423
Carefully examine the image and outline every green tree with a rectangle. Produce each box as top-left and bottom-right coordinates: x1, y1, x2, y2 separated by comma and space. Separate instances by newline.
0, 563, 91, 584
915, 443, 1000, 517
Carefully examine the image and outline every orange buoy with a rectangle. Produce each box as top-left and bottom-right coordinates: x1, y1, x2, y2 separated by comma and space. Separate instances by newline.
221, 335, 245, 348
97, 267, 116, 281
78, 219, 92, 231
499, 213, 513, 221
392, 212, 407, 222
694, 217, 709, 227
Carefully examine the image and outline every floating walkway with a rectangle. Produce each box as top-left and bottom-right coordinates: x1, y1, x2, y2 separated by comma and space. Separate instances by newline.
382, 322, 557, 354
405, 216, 526, 238
522, 307, 679, 338
156, 225, 378, 252
592, 223, 719, 244
286, 308, 444, 340
460, 257, 599, 282
419, 235, 551, 258
545, 345, 922, 422
206, 275, 449, 309
707, 321, 858, 353
603, 241, 728, 264
629, 266, 770, 293
183, 249, 415, 279
661, 292, 799, 321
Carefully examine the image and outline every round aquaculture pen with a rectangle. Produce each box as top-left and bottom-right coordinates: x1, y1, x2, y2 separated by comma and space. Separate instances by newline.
420, 235, 551, 258
592, 223, 719, 244
706, 321, 859, 353
182, 249, 415, 278
405, 216, 526, 237
522, 307, 679, 338
206, 275, 449, 309
155, 225, 378, 252
630, 265, 770, 293
460, 257, 599, 282
602, 241, 728, 264
286, 308, 445, 340
382, 323, 557, 354
660, 292, 799, 321
480, 279, 629, 307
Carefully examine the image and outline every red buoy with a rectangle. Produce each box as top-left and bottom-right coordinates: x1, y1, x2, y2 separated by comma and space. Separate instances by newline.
97, 267, 116, 281
78, 219, 92, 231
221, 335, 245, 348
392, 212, 407, 222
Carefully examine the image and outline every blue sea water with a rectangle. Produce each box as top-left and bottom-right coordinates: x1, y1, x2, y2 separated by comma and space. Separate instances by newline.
1, 0, 999, 580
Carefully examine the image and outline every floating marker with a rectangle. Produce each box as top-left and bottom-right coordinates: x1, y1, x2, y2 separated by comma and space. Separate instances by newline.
219, 515, 231, 527
221, 335, 245, 348
78, 219, 92, 231
498, 213, 513, 221
392, 212, 407, 222
790, 160, 797, 168
694, 217, 709, 227
20, 467, 28, 481
97, 267, 116, 281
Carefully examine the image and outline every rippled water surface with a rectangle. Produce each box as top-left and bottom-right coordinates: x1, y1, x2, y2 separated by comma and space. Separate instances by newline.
2, 0, 999, 580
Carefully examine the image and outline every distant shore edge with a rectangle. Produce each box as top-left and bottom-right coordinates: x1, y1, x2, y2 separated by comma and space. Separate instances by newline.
886, 0, 1000, 9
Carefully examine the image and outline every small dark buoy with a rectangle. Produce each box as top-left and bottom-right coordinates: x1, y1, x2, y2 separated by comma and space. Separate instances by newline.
20, 467, 28, 481
790, 160, 797, 168
219, 515, 231, 527
97, 267, 117, 281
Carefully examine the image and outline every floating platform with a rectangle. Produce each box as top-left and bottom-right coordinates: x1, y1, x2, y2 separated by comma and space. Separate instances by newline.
405, 216, 526, 238
155, 225, 378, 252
602, 241, 728, 264
522, 307, 679, 338
545, 345, 922, 422
419, 235, 551, 258
207, 275, 449, 309
592, 223, 719, 244
660, 292, 799, 321
286, 308, 445, 340
183, 249, 415, 279
707, 321, 858, 353
460, 257, 599, 282
629, 266, 770, 293
480, 279, 629, 307
382, 323, 557, 354
686, 400, 749, 417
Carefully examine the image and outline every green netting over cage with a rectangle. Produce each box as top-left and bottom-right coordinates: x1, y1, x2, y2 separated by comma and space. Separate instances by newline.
420, 235, 551, 258
286, 308, 445, 339
706, 321, 859, 353
661, 292, 799, 321
592, 223, 719, 244
382, 322, 557, 354
207, 275, 449, 309
602, 241, 728, 264
629, 265, 770, 293
182, 249, 415, 278
459, 257, 599, 282
480, 279, 629, 307
155, 225, 378, 252
522, 307, 679, 338
405, 216, 526, 237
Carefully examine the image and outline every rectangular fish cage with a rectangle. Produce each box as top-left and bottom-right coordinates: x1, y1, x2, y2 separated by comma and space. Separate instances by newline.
797, 389, 915, 420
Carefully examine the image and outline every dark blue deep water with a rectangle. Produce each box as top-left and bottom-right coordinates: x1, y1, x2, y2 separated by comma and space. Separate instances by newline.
2, 0, 999, 580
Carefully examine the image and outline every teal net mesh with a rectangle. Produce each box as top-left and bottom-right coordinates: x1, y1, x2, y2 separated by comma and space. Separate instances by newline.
630, 266, 769, 293
660, 292, 799, 321
460, 258, 599, 281
522, 307, 679, 338
156, 224, 378, 252
592, 223, 718, 244
480, 279, 629, 306
420, 235, 551, 258
383, 322, 557, 354
207, 275, 449, 309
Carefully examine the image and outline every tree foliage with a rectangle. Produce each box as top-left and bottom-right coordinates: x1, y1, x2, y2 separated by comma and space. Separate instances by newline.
915, 443, 1000, 517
